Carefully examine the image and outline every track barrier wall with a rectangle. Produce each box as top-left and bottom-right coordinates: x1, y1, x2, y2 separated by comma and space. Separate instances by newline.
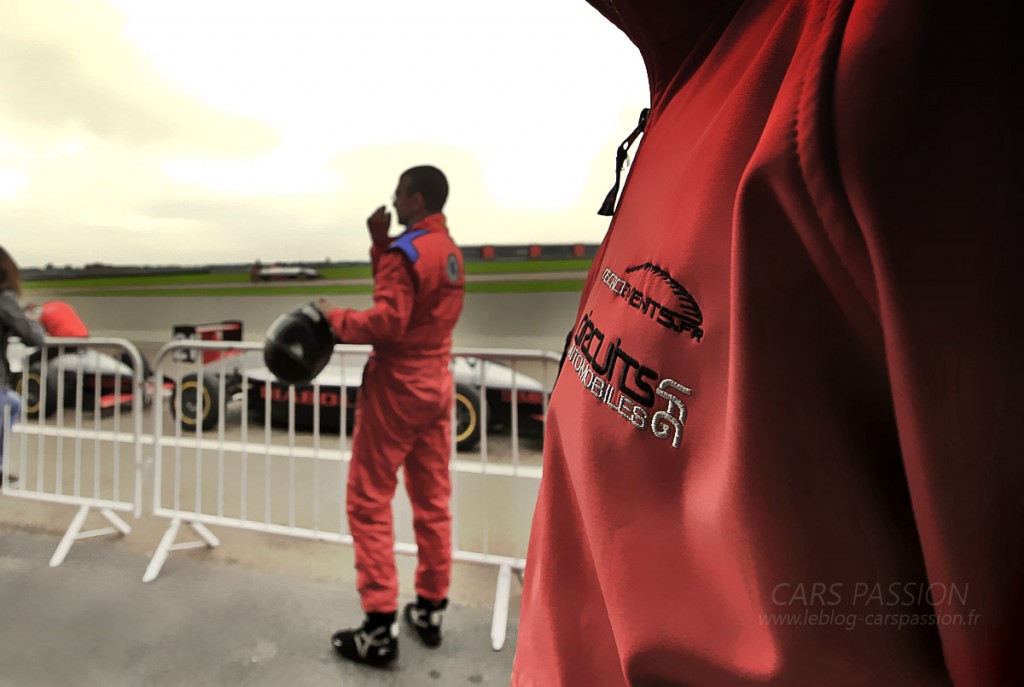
3, 334, 556, 651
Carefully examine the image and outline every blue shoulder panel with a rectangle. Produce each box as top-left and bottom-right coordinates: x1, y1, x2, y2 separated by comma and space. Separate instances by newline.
388, 229, 428, 264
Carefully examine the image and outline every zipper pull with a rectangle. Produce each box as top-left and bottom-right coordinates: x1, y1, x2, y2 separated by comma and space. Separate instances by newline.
598, 107, 649, 216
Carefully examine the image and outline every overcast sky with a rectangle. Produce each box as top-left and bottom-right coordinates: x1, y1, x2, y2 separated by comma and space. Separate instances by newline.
1, 0, 648, 268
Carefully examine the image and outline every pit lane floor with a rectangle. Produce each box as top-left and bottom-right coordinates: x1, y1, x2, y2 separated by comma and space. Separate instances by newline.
0, 525, 519, 687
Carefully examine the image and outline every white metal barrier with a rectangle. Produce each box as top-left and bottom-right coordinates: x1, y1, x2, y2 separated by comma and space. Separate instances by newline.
145, 339, 360, 580
143, 338, 555, 650
446, 346, 552, 651
3, 337, 147, 566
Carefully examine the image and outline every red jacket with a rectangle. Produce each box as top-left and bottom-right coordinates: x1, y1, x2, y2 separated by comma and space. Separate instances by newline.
514, 2, 1021, 686
327, 213, 464, 425
329, 212, 463, 356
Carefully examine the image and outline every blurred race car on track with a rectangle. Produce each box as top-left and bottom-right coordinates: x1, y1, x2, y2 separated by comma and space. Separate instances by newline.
7, 301, 163, 418
167, 321, 548, 451
250, 264, 323, 281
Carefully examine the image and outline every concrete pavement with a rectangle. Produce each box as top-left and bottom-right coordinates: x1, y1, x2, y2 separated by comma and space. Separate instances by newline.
0, 500, 520, 687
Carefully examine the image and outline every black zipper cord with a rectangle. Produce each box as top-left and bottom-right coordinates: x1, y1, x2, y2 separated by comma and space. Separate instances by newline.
597, 107, 650, 216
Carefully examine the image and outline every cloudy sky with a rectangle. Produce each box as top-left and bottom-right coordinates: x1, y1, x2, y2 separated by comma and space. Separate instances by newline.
1, 0, 648, 268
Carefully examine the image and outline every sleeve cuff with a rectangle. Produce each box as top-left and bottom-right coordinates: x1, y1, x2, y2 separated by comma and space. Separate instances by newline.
326, 307, 347, 341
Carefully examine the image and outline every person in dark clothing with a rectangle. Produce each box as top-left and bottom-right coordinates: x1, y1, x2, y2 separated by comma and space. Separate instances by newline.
0, 247, 44, 486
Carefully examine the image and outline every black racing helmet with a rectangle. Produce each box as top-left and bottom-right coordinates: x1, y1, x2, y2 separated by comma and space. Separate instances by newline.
263, 303, 335, 385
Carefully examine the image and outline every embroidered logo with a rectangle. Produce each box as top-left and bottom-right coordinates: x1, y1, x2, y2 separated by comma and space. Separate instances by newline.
601, 262, 704, 341
565, 311, 693, 449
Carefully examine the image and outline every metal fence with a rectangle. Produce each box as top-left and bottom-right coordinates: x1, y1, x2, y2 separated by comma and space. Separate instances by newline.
145, 338, 556, 650
3, 333, 554, 651
3, 337, 147, 566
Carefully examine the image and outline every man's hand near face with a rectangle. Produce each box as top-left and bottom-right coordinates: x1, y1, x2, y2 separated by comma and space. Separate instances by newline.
367, 206, 392, 246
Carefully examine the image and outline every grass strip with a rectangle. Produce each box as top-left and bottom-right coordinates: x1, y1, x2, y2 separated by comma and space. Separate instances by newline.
463, 259, 592, 275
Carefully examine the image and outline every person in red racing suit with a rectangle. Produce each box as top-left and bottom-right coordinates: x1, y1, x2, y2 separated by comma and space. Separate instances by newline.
513, 2, 1021, 686
319, 165, 464, 667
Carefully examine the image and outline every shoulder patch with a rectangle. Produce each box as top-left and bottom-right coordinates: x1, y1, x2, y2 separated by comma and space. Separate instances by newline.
388, 229, 429, 263
445, 253, 460, 284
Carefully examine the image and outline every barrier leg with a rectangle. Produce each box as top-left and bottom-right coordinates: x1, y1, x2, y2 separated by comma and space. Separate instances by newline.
100, 508, 132, 536
491, 563, 513, 651
143, 517, 219, 583
48, 505, 132, 567
49, 505, 90, 567
144, 517, 182, 582
189, 521, 220, 548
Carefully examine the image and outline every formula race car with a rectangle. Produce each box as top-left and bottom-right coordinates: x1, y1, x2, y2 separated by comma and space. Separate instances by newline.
167, 322, 548, 451
9, 347, 159, 419
245, 356, 547, 451
7, 302, 162, 419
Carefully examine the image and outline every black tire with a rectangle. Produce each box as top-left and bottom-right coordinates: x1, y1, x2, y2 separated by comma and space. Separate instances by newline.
454, 383, 481, 452
247, 398, 266, 424
116, 351, 156, 407
169, 372, 220, 431
14, 367, 59, 419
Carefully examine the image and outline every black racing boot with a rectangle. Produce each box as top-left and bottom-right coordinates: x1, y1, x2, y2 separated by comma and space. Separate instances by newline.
403, 596, 448, 648
331, 612, 399, 668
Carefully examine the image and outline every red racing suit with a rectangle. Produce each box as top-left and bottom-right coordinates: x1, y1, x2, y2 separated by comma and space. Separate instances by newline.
513, 2, 1021, 686
325, 212, 464, 613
